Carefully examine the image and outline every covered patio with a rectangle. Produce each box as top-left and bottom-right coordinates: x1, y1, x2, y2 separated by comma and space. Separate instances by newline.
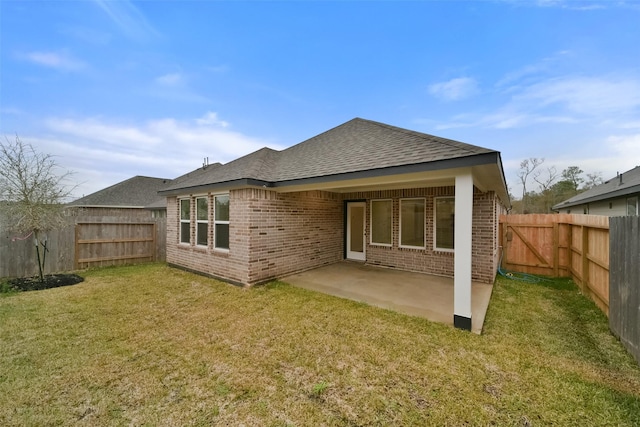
282, 262, 494, 334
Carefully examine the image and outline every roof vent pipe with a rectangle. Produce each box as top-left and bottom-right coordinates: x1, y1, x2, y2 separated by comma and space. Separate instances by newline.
619, 172, 623, 185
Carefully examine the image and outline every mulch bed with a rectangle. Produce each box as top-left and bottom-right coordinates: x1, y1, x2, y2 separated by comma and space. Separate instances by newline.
5, 274, 84, 292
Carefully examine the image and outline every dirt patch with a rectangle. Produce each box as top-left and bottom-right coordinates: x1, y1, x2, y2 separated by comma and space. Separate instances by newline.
6, 274, 84, 292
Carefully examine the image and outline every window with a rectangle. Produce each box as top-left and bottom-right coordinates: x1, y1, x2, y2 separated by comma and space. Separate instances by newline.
400, 198, 425, 248
435, 197, 455, 250
179, 199, 191, 244
214, 194, 230, 250
196, 197, 208, 246
371, 199, 392, 246
627, 197, 638, 216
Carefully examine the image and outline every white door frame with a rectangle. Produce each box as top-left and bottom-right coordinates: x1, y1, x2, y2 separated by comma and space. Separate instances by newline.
346, 202, 366, 261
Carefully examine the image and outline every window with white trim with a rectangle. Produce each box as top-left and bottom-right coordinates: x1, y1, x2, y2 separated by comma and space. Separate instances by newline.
196, 197, 208, 246
214, 194, 230, 250
179, 199, 191, 244
371, 199, 392, 246
435, 197, 455, 250
400, 198, 425, 248
627, 196, 638, 216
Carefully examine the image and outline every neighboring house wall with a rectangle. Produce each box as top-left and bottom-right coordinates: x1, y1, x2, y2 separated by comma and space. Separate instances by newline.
167, 185, 502, 285
558, 195, 639, 216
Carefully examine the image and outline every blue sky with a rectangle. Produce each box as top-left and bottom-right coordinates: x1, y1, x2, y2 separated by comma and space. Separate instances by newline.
1, 0, 640, 199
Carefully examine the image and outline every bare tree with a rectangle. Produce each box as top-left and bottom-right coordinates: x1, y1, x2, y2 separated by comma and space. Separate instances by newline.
533, 166, 559, 213
517, 158, 544, 213
533, 166, 558, 193
584, 172, 604, 190
0, 135, 75, 281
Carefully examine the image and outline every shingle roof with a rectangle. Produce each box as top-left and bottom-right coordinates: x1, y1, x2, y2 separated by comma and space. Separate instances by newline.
160, 118, 497, 194
553, 166, 640, 210
68, 176, 172, 208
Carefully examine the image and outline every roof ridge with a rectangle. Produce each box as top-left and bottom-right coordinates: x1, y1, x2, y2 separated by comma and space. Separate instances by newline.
361, 118, 493, 155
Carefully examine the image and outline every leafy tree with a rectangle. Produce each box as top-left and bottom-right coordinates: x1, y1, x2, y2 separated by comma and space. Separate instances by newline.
511, 159, 604, 213
0, 136, 75, 281
561, 166, 584, 192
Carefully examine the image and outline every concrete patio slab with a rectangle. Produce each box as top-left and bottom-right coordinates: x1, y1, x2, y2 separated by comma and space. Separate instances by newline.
282, 262, 494, 334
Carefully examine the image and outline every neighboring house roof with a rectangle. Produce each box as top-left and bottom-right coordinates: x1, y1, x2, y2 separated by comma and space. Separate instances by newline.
159, 118, 508, 202
67, 175, 172, 209
552, 166, 640, 211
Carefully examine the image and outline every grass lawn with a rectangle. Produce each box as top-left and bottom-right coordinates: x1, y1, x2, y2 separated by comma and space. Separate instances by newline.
1, 263, 639, 426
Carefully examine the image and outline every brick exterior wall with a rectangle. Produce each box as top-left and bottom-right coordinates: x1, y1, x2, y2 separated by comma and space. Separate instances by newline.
166, 189, 343, 285
166, 185, 503, 286
240, 189, 343, 283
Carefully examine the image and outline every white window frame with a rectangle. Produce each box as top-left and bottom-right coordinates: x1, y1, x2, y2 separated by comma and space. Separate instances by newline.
399, 198, 426, 249
179, 198, 191, 245
627, 196, 638, 216
214, 194, 230, 251
370, 199, 393, 247
434, 196, 455, 252
196, 196, 209, 247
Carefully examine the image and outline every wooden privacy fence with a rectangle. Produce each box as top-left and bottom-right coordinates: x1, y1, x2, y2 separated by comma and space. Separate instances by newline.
75, 221, 161, 269
609, 216, 640, 365
0, 222, 75, 279
1, 218, 166, 278
500, 214, 610, 314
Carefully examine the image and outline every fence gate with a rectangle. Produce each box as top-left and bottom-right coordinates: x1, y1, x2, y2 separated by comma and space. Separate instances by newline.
74, 222, 157, 269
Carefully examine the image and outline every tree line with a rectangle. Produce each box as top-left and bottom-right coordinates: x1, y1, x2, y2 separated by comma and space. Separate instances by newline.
511, 158, 603, 214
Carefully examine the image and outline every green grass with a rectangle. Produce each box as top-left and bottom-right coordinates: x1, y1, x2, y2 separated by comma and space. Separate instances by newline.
1, 263, 639, 426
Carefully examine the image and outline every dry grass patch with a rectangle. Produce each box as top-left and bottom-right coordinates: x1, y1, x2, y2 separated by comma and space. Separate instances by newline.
1, 263, 639, 426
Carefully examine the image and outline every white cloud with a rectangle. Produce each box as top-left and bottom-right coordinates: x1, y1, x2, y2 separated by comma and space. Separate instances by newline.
432, 73, 640, 131
428, 77, 479, 101
516, 76, 640, 115
19, 51, 86, 71
155, 73, 183, 86
92, 0, 159, 41
196, 112, 229, 128
607, 133, 640, 161
149, 72, 211, 103
26, 113, 281, 198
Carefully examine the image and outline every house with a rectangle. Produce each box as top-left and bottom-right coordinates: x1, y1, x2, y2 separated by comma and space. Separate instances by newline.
158, 118, 510, 330
553, 166, 640, 216
66, 175, 172, 219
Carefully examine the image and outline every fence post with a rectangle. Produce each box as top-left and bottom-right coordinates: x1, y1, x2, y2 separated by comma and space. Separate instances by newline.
74, 224, 80, 270
553, 221, 559, 277
581, 225, 589, 292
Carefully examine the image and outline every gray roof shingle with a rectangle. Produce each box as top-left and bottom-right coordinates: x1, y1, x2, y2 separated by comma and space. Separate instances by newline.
161, 118, 496, 194
68, 175, 172, 208
553, 166, 640, 210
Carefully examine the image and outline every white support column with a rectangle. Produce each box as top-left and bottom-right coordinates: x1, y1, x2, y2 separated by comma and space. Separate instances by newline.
454, 172, 474, 331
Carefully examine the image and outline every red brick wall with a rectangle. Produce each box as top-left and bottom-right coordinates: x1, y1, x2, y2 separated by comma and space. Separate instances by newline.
342, 187, 500, 283
166, 185, 501, 286
472, 190, 499, 283
240, 189, 343, 283
166, 189, 343, 285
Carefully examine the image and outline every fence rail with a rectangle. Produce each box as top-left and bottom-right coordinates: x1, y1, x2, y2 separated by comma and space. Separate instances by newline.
500, 214, 610, 314
1, 217, 166, 279
74, 222, 160, 269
